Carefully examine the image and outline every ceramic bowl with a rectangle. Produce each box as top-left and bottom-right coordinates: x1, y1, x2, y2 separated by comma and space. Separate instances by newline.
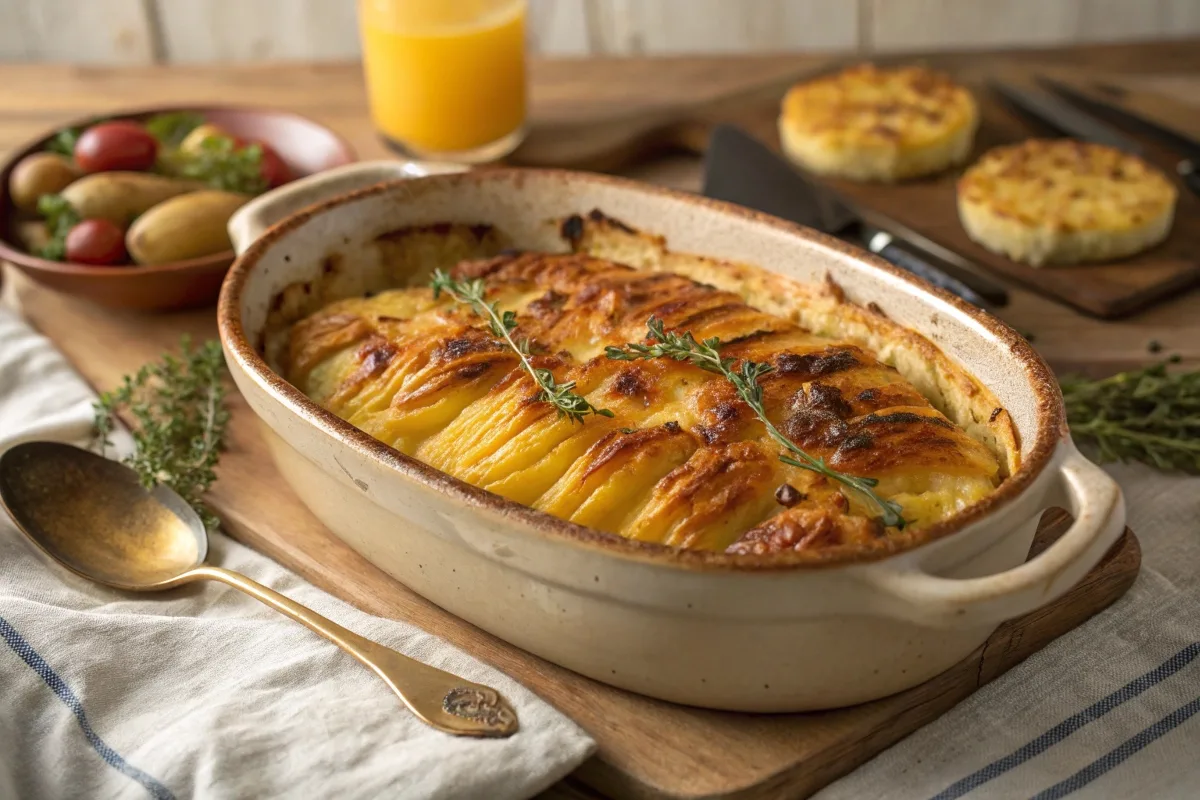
0, 106, 356, 311
217, 162, 1125, 711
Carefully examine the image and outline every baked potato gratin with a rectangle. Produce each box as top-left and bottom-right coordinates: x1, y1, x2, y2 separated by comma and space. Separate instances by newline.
281, 216, 1016, 556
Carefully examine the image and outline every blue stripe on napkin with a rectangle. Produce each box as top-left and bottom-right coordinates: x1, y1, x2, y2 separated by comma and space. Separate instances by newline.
0, 615, 175, 800
1031, 695, 1200, 799
931, 642, 1200, 800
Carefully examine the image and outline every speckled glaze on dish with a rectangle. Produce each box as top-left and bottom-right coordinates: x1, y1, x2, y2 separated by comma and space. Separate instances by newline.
218, 162, 1126, 711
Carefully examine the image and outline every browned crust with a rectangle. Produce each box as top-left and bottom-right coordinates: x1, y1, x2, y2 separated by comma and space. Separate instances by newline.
566, 209, 1025, 479
780, 63, 974, 148
957, 138, 1177, 232
288, 251, 1000, 551
218, 168, 1063, 572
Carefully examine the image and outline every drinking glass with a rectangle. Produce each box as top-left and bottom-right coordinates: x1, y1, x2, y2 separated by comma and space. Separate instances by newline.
358, 0, 528, 163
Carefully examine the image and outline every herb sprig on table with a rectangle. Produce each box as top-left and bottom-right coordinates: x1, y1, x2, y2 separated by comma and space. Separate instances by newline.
430, 269, 614, 423
606, 317, 907, 529
94, 337, 230, 529
1062, 360, 1200, 474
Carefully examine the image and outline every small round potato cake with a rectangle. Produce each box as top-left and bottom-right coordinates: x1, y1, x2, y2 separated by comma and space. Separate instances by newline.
778, 63, 979, 183
957, 139, 1177, 266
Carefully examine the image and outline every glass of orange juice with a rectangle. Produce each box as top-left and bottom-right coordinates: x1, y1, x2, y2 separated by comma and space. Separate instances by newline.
358, 0, 528, 163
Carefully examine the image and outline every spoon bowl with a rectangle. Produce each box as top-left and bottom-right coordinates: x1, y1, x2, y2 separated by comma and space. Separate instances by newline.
0, 441, 518, 738
0, 442, 206, 589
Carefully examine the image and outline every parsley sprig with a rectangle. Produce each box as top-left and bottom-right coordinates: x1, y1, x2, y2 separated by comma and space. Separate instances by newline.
35, 193, 80, 261
159, 135, 266, 194
606, 317, 906, 528
93, 337, 230, 530
430, 270, 613, 423
43, 116, 112, 156
144, 111, 205, 148
1062, 360, 1200, 474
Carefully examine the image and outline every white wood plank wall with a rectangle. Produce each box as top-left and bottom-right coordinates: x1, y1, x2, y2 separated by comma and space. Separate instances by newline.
1, 0, 1198, 63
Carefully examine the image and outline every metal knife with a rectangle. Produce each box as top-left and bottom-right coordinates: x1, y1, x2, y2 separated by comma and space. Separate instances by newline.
1037, 76, 1200, 198
701, 124, 1008, 308
990, 80, 1145, 154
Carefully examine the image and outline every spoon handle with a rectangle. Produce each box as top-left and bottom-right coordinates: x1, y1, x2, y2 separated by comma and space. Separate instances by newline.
187, 565, 519, 738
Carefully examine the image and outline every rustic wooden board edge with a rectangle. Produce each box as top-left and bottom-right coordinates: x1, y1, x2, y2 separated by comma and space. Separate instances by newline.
837, 192, 1200, 321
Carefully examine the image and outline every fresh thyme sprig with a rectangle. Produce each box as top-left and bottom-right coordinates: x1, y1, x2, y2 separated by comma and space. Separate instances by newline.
1061, 360, 1200, 474
430, 269, 613, 423
94, 337, 230, 529
606, 317, 907, 529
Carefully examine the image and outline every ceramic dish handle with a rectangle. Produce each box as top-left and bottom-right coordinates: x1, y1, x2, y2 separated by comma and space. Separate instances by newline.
857, 443, 1125, 628
228, 159, 468, 255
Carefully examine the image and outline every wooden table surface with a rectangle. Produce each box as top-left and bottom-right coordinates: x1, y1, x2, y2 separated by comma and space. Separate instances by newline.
2, 39, 1199, 375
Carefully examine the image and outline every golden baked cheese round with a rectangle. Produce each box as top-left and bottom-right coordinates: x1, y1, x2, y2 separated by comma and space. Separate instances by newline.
957, 139, 1177, 266
778, 63, 979, 182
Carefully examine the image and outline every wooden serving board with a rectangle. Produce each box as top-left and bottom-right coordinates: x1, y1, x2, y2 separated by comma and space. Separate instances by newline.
512, 61, 1200, 319
7, 270, 1141, 800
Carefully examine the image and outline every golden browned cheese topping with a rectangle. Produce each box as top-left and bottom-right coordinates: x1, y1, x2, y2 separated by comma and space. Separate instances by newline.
958, 139, 1177, 232
781, 63, 976, 149
285, 253, 1001, 554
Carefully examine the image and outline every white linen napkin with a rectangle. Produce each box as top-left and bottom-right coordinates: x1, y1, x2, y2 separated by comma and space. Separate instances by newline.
0, 305, 595, 800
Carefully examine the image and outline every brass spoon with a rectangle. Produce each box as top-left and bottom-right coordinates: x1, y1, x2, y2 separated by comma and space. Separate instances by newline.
0, 441, 518, 738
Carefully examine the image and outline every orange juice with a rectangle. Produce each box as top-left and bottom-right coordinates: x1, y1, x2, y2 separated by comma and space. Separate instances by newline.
358, 0, 527, 159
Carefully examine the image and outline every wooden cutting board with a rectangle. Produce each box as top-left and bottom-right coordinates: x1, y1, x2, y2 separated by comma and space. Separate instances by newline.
511, 62, 1200, 319
7, 270, 1141, 800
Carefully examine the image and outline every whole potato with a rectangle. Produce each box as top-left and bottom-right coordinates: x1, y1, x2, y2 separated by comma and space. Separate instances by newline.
60, 172, 203, 225
14, 220, 50, 253
9, 153, 82, 211
126, 190, 249, 265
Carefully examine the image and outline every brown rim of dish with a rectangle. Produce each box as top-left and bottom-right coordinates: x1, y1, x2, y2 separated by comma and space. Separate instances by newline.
218, 167, 1064, 572
0, 103, 357, 276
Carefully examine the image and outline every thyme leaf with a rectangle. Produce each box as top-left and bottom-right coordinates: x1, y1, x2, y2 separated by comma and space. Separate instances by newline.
1061, 360, 1200, 474
606, 317, 907, 529
430, 269, 613, 423
93, 337, 230, 529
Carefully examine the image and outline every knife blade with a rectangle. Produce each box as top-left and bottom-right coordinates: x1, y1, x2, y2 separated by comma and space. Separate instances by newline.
1038, 76, 1200, 198
701, 124, 1008, 307
989, 80, 1144, 154
1039, 77, 1200, 159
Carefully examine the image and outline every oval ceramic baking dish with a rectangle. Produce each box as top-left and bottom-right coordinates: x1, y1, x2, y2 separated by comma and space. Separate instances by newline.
217, 162, 1125, 712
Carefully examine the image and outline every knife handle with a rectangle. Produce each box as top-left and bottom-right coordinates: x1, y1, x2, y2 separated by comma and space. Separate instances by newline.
868, 232, 991, 308
1179, 160, 1200, 199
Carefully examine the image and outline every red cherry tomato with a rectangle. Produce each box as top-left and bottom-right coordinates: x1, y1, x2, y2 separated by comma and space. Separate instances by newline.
74, 121, 158, 173
255, 142, 291, 188
65, 219, 128, 265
